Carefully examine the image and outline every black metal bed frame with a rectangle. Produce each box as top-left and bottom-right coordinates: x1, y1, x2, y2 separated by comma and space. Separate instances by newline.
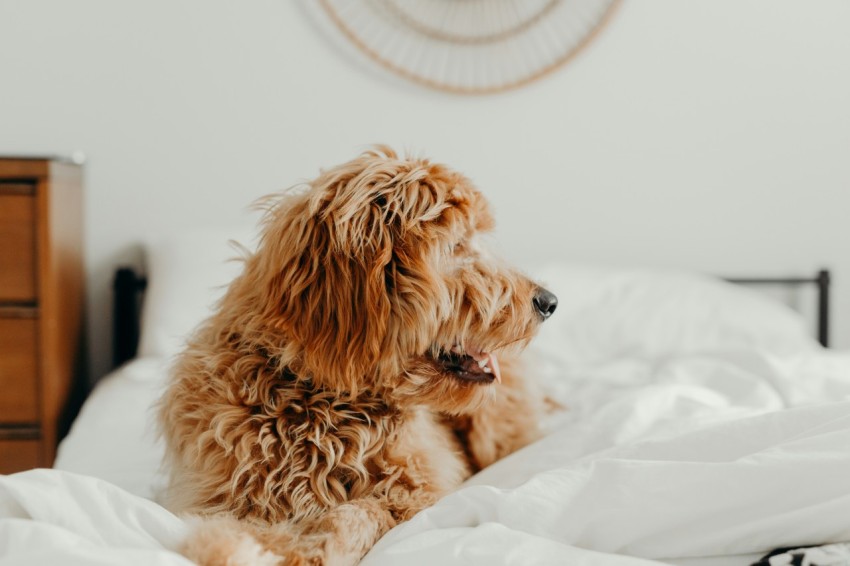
111, 267, 832, 369
724, 270, 830, 348
112, 268, 147, 368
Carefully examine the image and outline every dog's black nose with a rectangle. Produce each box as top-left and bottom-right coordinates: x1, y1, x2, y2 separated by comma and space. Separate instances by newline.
533, 288, 558, 319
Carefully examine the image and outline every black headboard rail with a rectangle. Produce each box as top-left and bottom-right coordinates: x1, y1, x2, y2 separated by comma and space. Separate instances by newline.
110, 267, 832, 369
724, 269, 830, 348
112, 267, 147, 368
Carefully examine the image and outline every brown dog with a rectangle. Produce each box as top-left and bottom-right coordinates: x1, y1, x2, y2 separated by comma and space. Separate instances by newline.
159, 147, 557, 565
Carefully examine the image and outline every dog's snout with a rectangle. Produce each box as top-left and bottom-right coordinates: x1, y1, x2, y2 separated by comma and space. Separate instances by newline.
532, 288, 558, 319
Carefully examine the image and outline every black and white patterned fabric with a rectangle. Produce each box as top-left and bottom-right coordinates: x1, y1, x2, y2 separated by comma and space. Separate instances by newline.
753, 543, 850, 566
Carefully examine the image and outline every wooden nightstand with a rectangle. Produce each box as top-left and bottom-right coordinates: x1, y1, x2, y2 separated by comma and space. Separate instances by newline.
0, 157, 85, 474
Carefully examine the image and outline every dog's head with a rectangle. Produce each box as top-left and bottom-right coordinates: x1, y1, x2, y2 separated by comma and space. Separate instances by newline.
252, 147, 556, 413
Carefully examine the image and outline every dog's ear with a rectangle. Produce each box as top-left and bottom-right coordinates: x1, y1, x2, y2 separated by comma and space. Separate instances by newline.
252, 148, 477, 393
256, 183, 394, 395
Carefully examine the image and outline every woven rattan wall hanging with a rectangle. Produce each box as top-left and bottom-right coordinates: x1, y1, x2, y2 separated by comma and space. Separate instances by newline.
317, 0, 621, 95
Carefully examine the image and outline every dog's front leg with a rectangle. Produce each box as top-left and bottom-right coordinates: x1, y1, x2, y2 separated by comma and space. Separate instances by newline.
304, 497, 397, 565
454, 358, 544, 471
181, 498, 396, 566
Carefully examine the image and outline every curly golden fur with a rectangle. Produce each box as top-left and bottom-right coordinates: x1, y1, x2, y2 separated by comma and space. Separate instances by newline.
159, 147, 557, 565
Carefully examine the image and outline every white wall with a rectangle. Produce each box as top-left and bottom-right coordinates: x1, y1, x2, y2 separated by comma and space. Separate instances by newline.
1, 0, 848, 383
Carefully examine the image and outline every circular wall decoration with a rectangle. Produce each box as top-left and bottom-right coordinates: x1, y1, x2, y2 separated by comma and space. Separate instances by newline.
317, 0, 621, 95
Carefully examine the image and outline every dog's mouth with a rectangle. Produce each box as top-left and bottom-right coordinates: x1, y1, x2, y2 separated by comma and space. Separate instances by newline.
431, 344, 501, 385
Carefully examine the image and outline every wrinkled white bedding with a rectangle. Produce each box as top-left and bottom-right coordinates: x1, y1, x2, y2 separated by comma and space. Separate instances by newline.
1, 347, 848, 565
363, 347, 850, 566
3, 260, 849, 565
0, 470, 188, 566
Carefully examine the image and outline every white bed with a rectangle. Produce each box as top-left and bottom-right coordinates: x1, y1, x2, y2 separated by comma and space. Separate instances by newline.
2, 233, 849, 566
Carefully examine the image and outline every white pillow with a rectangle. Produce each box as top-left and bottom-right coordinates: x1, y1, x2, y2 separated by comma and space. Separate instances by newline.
137, 229, 256, 359
54, 357, 170, 500
138, 240, 819, 364
531, 263, 820, 364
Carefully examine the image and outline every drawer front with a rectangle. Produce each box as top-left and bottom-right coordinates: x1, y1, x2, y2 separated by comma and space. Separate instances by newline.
0, 439, 41, 473
0, 190, 37, 302
0, 317, 39, 422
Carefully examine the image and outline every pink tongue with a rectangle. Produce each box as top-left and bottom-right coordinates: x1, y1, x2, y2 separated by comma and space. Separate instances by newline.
486, 352, 501, 384
468, 348, 501, 384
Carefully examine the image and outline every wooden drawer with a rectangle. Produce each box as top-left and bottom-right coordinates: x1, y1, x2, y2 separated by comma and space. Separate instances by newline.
0, 316, 39, 422
0, 159, 84, 472
0, 439, 41, 473
0, 188, 37, 302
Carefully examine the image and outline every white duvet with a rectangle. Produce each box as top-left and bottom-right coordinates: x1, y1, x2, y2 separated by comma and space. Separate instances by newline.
2, 348, 848, 565
363, 348, 850, 566
3, 262, 849, 565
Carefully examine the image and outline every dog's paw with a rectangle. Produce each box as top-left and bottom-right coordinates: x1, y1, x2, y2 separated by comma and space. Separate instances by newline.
181, 516, 283, 566
224, 533, 281, 566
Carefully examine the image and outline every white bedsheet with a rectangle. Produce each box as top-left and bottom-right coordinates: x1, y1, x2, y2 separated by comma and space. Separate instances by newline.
0, 470, 189, 565
4, 348, 850, 565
